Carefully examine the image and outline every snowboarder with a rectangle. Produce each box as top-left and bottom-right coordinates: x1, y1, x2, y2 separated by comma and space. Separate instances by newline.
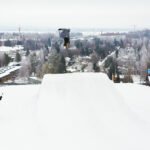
58, 28, 70, 48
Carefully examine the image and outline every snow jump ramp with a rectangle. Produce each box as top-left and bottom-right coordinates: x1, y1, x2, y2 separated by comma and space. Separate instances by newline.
38, 73, 150, 150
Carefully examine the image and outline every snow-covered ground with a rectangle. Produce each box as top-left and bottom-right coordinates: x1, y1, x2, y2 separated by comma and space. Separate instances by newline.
0, 73, 150, 150
0, 85, 41, 150
115, 83, 150, 123
0, 45, 24, 52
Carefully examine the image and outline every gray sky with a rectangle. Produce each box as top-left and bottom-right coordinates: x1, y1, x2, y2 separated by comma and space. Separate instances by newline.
0, 0, 150, 29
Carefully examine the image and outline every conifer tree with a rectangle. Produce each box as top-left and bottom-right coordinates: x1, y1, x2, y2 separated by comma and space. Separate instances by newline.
15, 52, 21, 62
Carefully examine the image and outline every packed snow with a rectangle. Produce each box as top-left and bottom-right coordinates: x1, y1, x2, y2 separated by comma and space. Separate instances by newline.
0, 73, 150, 150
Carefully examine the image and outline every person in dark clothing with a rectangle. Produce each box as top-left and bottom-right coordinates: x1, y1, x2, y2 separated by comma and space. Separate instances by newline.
64, 37, 70, 47
58, 28, 70, 48
0, 93, 3, 100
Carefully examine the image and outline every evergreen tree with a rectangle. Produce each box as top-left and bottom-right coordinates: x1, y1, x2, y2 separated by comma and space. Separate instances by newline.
53, 42, 60, 53
115, 63, 120, 83
5, 40, 11, 47
56, 55, 66, 73
104, 57, 119, 80
80, 48, 85, 56
44, 45, 49, 56
15, 52, 21, 62
47, 50, 66, 74
120, 39, 124, 48
4, 53, 11, 65
104, 57, 113, 68
108, 62, 115, 80
115, 49, 119, 58
114, 39, 119, 46
93, 63, 99, 72
17, 41, 22, 45
116, 72, 120, 83
47, 38, 51, 47
30, 53, 38, 75
26, 49, 30, 56
75, 40, 82, 49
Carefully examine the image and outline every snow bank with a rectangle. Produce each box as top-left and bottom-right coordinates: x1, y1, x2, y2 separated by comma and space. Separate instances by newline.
38, 73, 150, 150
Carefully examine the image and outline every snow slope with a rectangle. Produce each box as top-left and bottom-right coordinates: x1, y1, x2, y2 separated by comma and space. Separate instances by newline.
38, 73, 150, 150
0, 85, 41, 150
0, 73, 150, 150
115, 83, 150, 123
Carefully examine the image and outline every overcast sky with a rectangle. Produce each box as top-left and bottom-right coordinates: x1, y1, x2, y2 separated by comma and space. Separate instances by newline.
0, 0, 150, 30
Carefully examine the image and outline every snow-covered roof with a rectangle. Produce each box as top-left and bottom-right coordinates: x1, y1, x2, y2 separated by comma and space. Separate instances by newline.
0, 38, 17, 42
0, 66, 21, 78
0, 45, 24, 52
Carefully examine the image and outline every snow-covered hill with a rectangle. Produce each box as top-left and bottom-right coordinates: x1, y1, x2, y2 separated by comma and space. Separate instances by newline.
0, 73, 150, 150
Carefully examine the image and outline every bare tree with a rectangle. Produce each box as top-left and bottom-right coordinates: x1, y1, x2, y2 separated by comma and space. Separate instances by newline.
19, 57, 31, 79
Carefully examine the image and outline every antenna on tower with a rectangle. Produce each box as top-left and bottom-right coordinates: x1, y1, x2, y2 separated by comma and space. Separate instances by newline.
18, 26, 21, 40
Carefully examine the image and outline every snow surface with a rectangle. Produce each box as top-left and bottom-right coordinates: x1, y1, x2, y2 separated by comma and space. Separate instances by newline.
0, 73, 150, 150
115, 83, 150, 123
0, 85, 41, 150
0, 45, 24, 52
